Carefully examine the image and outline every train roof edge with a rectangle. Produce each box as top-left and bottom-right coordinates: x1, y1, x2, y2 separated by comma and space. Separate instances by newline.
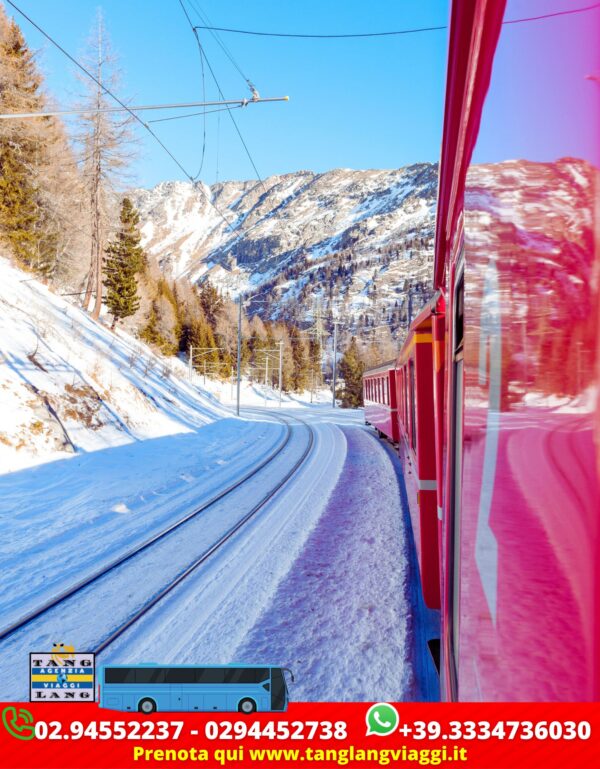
433, 0, 506, 290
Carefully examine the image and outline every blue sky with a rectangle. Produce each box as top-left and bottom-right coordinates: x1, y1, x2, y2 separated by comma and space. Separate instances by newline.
7, 0, 450, 188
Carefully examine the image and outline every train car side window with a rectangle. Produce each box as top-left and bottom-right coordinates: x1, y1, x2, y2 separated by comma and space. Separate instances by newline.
409, 359, 417, 452
404, 366, 409, 435
449, 263, 465, 698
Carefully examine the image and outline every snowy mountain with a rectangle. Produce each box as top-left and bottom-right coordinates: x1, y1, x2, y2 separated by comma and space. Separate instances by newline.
131, 164, 438, 333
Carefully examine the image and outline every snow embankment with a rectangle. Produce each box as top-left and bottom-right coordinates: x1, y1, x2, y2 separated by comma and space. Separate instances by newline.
0, 256, 229, 474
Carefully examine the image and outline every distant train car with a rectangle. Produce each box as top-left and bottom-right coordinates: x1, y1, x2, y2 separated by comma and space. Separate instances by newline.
362, 362, 398, 444
396, 301, 441, 610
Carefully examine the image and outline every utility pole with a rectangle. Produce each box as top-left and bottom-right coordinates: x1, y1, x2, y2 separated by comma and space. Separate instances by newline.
278, 340, 283, 407
332, 321, 339, 408
236, 296, 242, 417
264, 352, 269, 407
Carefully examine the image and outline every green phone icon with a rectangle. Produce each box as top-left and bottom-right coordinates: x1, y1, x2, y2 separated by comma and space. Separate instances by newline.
365, 703, 399, 736
2, 706, 36, 741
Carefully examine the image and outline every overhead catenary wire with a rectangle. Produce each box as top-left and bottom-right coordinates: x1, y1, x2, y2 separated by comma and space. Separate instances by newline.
186, 0, 252, 87
192, 1, 600, 39
0, 97, 287, 120
4, 0, 197, 182
178, 0, 268, 195
3, 0, 251, 234
147, 104, 244, 125
177, 0, 207, 180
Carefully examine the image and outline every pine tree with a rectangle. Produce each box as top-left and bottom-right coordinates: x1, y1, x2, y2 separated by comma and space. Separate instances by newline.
103, 197, 144, 329
339, 338, 365, 408
197, 280, 223, 327
309, 337, 322, 388
188, 315, 219, 374
289, 325, 309, 392
0, 9, 59, 275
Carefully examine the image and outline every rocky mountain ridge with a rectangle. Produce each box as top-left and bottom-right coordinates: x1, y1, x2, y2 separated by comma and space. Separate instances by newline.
131, 163, 438, 339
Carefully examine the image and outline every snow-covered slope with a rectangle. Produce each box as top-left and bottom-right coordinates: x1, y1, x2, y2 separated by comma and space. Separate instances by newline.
0, 256, 230, 474
131, 164, 438, 330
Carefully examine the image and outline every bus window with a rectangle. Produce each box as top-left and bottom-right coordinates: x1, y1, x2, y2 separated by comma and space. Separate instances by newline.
271, 669, 286, 711
166, 668, 195, 684
135, 668, 166, 684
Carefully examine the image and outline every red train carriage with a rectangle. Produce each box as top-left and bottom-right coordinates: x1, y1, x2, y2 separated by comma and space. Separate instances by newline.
362, 362, 398, 444
434, 0, 600, 700
396, 303, 441, 610
365, 0, 600, 701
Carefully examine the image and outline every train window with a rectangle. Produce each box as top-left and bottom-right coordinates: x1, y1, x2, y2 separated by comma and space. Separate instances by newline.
402, 370, 406, 426
398, 371, 403, 424
409, 359, 417, 452
448, 261, 465, 699
403, 367, 409, 433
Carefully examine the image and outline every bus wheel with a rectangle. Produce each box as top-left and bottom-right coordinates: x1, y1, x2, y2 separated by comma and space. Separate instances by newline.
138, 698, 157, 714
238, 698, 257, 714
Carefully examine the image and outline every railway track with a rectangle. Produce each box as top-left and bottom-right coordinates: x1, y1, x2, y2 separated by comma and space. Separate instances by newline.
93, 413, 314, 654
0, 413, 313, 650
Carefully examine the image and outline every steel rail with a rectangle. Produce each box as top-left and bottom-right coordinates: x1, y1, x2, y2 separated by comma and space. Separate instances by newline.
0, 417, 294, 644
93, 416, 315, 654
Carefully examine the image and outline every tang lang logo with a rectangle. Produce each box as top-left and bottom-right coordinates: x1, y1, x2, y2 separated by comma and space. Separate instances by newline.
30, 644, 95, 702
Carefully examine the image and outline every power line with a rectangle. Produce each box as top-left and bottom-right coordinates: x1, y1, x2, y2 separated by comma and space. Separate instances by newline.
192, 23, 446, 39
177, 0, 207, 180
0, 97, 286, 120
178, 1, 267, 195
4, 0, 197, 183
503, 2, 600, 25
186, 0, 251, 87
4, 0, 240, 234
192, 2, 600, 39
147, 104, 244, 124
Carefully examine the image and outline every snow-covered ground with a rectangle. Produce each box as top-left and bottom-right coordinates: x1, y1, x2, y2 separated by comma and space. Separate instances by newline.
0, 257, 230, 475
0, 256, 436, 703
197, 373, 334, 410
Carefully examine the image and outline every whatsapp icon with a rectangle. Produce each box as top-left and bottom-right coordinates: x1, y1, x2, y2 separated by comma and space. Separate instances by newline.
365, 703, 399, 736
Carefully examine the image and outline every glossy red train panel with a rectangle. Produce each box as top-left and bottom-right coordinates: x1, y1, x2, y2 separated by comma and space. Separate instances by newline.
364, 0, 600, 701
